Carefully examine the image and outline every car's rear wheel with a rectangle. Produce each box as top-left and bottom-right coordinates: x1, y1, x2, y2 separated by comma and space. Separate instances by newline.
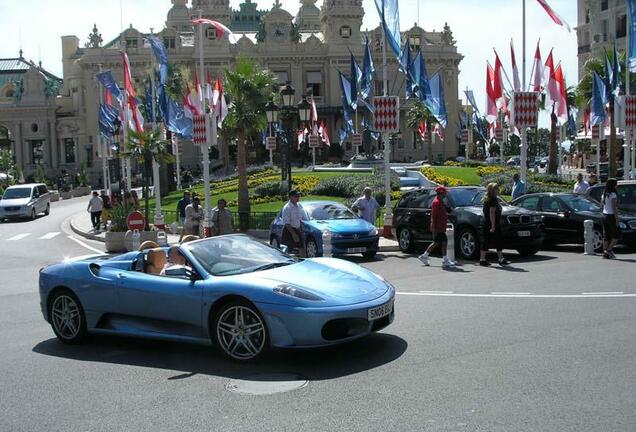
398, 227, 413, 252
213, 300, 269, 362
592, 228, 603, 252
44, 203, 50, 216
457, 227, 479, 260
362, 251, 377, 260
517, 246, 540, 256
49, 289, 87, 344
31, 208, 36, 220
306, 238, 318, 258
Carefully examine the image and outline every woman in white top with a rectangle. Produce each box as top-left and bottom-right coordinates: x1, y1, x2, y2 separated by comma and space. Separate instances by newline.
601, 178, 620, 259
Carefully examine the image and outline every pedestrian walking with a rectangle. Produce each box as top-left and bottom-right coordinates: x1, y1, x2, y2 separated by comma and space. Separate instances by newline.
352, 187, 381, 224
601, 178, 620, 259
418, 186, 455, 268
176, 191, 191, 226
511, 173, 525, 200
573, 173, 590, 194
99, 190, 111, 230
212, 198, 234, 236
480, 182, 509, 266
87, 191, 103, 231
181, 195, 202, 241
281, 190, 309, 257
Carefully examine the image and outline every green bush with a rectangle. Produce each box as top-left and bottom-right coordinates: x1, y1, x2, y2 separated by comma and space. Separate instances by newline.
253, 180, 283, 198
311, 170, 399, 207
480, 173, 572, 195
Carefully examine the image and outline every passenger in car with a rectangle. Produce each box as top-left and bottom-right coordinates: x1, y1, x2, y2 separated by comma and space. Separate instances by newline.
160, 246, 190, 276
146, 248, 167, 275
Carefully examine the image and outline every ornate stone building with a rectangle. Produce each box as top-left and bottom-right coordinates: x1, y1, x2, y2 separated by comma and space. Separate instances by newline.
0, 0, 463, 185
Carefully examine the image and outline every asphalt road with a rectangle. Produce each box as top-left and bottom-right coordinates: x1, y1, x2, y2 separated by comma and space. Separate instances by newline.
1, 197, 635, 432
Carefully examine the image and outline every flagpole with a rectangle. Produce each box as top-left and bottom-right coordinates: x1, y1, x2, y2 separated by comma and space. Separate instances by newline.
520, 0, 528, 184
174, 136, 182, 190
149, 28, 164, 230
197, 9, 212, 237
628, 5, 634, 179
382, 20, 392, 238
97, 64, 109, 194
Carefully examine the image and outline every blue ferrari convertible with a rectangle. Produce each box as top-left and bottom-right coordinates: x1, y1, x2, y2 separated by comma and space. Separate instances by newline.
269, 201, 380, 259
39, 235, 395, 361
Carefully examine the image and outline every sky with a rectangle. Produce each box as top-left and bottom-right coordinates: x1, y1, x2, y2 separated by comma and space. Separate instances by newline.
0, 0, 577, 125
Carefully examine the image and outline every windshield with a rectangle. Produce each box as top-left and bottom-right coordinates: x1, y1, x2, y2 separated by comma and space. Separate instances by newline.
2, 187, 32, 199
560, 195, 601, 212
305, 203, 358, 220
470, 190, 508, 206
185, 236, 297, 276
617, 184, 636, 212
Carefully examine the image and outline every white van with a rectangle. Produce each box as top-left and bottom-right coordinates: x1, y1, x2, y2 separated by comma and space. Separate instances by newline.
0, 183, 51, 221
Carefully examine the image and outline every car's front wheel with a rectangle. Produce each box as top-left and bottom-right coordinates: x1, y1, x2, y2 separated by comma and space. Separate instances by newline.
49, 289, 87, 344
517, 246, 540, 256
306, 238, 318, 258
30, 208, 36, 220
457, 227, 479, 260
44, 203, 50, 216
213, 300, 269, 362
397, 227, 413, 252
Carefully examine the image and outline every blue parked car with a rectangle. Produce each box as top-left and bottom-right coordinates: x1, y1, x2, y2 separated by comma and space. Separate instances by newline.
269, 201, 380, 259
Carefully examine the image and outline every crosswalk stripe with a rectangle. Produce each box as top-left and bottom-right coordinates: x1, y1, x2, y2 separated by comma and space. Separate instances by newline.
7, 233, 31, 241
39, 232, 61, 240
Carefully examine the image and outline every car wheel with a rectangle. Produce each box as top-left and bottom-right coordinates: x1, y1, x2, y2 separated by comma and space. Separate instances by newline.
213, 300, 269, 362
31, 208, 36, 220
45, 203, 50, 216
49, 289, 87, 344
457, 227, 479, 260
592, 228, 603, 252
397, 227, 413, 252
362, 251, 377, 260
306, 238, 318, 258
270, 236, 279, 249
517, 246, 540, 256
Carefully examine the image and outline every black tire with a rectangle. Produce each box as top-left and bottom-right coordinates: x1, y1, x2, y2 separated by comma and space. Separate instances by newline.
397, 227, 413, 252
306, 238, 318, 258
517, 246, 540, 256
212, 299, 269, 362
457, 226, 480, 260
31, 208, 36, 220
44, 203, 50, 216
362, 251, 377, 260
592, 228, 604, 252
48, 289, 87, 344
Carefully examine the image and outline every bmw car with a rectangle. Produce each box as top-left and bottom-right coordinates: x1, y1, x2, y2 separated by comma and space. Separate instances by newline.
39, 235, 395, 362
269, 201, 380, 259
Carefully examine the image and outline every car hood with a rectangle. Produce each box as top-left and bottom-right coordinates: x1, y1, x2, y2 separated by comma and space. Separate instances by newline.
305, 218, 375, 234
0, 198, 30, 206
253, 258, 389, 303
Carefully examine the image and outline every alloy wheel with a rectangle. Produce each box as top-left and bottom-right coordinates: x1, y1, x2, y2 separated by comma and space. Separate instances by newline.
398, 228, 411, 251
306, 239, 318, 258
51, 295, 82, 340
592, 229, 603, 252
216, 305, 266, 361
459, 230, 477, 259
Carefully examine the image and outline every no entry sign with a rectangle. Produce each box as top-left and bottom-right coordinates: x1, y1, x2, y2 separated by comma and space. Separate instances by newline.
127, 211, 146, 231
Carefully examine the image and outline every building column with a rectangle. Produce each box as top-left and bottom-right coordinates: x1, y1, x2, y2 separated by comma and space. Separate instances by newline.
13, 123, 23, 169
49, 121, 58, 170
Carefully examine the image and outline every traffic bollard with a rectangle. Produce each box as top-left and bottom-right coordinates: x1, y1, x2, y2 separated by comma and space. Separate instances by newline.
170, 221, 178, 235
583, 219, 595, 255
322, 229, 332, 257
157, 230, 167, 246
446, 223, 455, 263
132, 229, 141, 251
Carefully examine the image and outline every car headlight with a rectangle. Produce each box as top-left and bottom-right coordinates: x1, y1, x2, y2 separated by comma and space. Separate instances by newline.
629, 220, 636, 230
619, 221, 628, 230
273, 284, 324, 301
327, 231, 345, 239
532, 215, 543, 223
369, 227, 378, 236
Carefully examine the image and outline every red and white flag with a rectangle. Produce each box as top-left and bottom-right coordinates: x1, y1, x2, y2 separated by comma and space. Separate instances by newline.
183, 84, 201, 118
193, 71, 203, 113
310, 98, 318, 123
510, 39, 521, 92
319, 121, 330, 146
191, 18, 237, 42
554, 64, 568, 124
535, 0, 571, 32
544, 50, 560, 109
297, 130, 305, 150
120, 51, 143, 132
531, 41, 543, 92
418, 120, 427, 140
213, 78, 228, 127
493, 54, 505, 109
205, 71, 213, 109
486, 63, 498, 124
434, 123, 445, 142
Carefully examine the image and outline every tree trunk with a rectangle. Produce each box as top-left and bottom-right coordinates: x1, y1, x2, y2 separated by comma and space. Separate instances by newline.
237, 129, 250, 231
548, 109, 558, 175
164, 130, 176, 193
609, 101, 616, 178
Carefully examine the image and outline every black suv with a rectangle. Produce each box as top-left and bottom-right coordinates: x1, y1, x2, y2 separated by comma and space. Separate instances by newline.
392, 186, 545, 259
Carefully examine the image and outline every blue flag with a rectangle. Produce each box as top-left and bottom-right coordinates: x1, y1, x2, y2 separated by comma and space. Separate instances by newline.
567, 109, 577, 137
603, 50, 614, 102
413, 49, 431, 102
613, 43, 622, 96
144, 83, 155, 123
148, 36, 169, 86
360, 37, 375, 100
473, 112, 487, 141
627, 0, 636, 72
98, 103, 119, 136
339, 71, 353, 111
96, 71, 123, 105
464, 90, 480, 114
374, 0, 401, 61
426, 72, 447, 128
591, 72, 607, 127
400, 40, 414, 98
350, 53, 362, 110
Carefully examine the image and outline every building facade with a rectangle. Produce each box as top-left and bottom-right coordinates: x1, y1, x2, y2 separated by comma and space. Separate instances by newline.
0, 0, 463, 186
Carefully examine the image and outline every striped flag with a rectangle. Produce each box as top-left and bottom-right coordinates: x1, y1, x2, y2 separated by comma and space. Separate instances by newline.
121, 51, 143, 132
493, 53, 505, 109
510, 39, 521, 92
535, 0, 571, 32
531, 41, 543, 92
191, 18, 237, 42
486, 63, 498, 124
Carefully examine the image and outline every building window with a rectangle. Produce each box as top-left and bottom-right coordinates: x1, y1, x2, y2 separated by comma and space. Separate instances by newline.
274, 71, 289, 83
30, 140, 44, 165
64, 138, 75, 164
617, 15, 627, 39
409, 36, 421, 51
602, 19, 609, 42
340, 26, 351, 38
585, 9, 590, 24
601, 0, 608, 11
163, 37, 176, 49
125, 38, 138, 49
306, 71, 322, 97
206, 28, 217, 40
31, 123, 38, 133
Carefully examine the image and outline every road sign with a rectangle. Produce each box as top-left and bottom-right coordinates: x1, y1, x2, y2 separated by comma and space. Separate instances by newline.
494, 127, 504, 141
266, 136, 277, 150
351, 133, 362, 146
127, 211, 146, 231
461, 129, 469, 143
192, 115, 206, 145
511, 92, 539, 129
309, 135, 321, 148
373, 96, 400, 132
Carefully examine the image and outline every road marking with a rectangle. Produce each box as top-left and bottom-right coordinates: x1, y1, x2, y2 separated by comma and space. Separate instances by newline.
39, 232, 61, 240
492, 292, 532, 295
419, 290, 454, 294
397, 292, 636, 299
7, 233, 30, 241
67, 236, 105, 254
582, 291, 624, 295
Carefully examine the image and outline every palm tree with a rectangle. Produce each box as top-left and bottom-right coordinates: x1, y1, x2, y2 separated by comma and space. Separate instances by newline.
545, 86, 577, 175
126, 128, 174, 229
575, 50, 626, 178
223, 57, 275, 230
406, 99, 435, 162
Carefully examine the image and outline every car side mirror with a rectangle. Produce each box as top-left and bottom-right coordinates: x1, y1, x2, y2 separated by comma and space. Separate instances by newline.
560, 210, 572, 218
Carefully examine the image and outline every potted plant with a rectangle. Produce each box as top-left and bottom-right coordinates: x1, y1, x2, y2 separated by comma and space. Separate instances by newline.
75, 162, 92, 196
60, 183, 73, 200
105, 203, 158, 252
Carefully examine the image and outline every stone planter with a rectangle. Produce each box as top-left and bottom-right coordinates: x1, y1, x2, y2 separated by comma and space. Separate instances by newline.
60, 191, 73, 200
105, 231, 127, 253
75, 186, 92, 196
49, 191, 60, 202
124, 230, 158, 252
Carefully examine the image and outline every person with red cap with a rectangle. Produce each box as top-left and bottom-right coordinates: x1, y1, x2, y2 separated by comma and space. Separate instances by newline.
419, 186, 455, 268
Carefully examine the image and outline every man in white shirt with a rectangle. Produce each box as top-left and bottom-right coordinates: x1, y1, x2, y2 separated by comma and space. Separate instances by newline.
281, 190, 309, 257
87, 191, 103, 231
352, 187, 380, 224
573, 173, 590, 194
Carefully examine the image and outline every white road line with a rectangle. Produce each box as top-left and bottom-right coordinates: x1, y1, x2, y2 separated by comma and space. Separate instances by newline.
397, 292, 636, 299
7, 233, 31, 241
39, 232, 61, 240
492, 292, 532, 295
419, 290, 454, 294
582, 291, 624, 295
67, 236, 105, 254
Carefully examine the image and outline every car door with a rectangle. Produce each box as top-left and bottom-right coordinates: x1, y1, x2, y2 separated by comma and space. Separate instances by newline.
409, 190, 434, 241
116, 270, 204, 338
38, 185, 48, 212
539, 196, 573, 242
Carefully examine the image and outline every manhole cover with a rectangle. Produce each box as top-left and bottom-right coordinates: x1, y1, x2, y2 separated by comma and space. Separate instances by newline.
226, 373, 308, 395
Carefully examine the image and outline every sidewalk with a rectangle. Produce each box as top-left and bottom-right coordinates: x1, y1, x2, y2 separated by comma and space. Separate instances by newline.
69, 211, 400, 252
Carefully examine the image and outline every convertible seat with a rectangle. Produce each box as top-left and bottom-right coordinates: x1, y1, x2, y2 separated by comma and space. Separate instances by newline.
146, 248, 167, 275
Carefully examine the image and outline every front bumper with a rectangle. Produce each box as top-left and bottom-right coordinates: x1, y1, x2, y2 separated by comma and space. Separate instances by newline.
498, 224, 545, 249
257, 287, 395, 348
330, 236, 380, 255
0, 206, 30, 218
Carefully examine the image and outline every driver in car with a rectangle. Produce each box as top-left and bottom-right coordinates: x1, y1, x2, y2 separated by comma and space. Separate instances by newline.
161, 246, 191, 277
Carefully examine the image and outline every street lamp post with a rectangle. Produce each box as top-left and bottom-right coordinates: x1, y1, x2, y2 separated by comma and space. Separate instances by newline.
297, 96, 312, 165
265, 101, 279, 166
112, 117, 124, 200
280, 82, 296, 194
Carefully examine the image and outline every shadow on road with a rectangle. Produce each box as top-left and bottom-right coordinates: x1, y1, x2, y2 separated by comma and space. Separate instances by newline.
32, 332, 407, 381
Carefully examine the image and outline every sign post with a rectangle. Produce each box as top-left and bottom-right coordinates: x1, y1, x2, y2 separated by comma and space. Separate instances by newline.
374, 96, 400, 238
351, 133, 362, 153
266, 136, 277, 166
309, 135, 320, 166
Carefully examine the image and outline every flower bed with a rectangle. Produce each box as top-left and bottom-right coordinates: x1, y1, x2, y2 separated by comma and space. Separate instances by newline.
420, 167, 465, 187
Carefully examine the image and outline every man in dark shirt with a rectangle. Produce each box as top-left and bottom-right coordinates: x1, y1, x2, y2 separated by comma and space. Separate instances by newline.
419, 186, 455, 268
176, 191, 191, 226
